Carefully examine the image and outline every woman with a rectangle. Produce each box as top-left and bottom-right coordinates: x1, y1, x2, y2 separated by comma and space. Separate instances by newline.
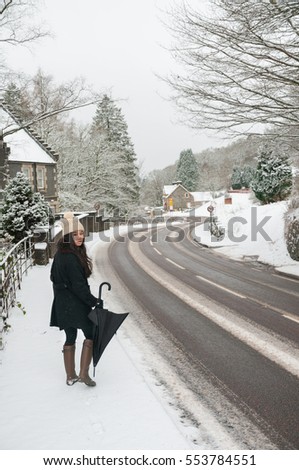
50, 212, 98, 387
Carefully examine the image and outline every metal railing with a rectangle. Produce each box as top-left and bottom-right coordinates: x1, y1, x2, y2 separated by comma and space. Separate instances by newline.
0, 236, 34, 349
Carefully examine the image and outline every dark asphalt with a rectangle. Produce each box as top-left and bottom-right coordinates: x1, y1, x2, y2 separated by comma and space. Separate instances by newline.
107, 226, 299, 449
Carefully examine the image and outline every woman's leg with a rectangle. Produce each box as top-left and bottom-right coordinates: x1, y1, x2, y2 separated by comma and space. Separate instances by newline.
79, 325, 96, 386
63, 328, 78, 385
64, 327, 78, 345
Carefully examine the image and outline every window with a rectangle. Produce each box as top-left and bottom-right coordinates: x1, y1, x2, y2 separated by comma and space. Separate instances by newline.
37, 167, 45, 190
22, 165, 32, 182
185, 193, 189, 198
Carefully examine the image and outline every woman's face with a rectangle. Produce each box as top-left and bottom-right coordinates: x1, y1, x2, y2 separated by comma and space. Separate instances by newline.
72, 230, 85, 247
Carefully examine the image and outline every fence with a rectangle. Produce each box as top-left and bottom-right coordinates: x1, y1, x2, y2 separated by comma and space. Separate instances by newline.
0, 235, 34, 349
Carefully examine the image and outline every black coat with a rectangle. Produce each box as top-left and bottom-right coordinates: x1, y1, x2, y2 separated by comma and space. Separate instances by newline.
50, 251, 97, 330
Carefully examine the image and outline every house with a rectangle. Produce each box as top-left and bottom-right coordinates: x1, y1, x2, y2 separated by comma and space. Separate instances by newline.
163, 182, 195, 211
0, 102, 59, 213
163, 182, 213, 211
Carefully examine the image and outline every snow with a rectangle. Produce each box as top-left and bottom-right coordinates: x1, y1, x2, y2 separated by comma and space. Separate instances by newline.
191, 191, 214, 202
0, 108, 55, 164
163, 184, 179, 196
0, 257, 195, 451
6, 127, 55, 163
34, 242, 47, 250
194, 192, 299, 276
0, 193, 298, 455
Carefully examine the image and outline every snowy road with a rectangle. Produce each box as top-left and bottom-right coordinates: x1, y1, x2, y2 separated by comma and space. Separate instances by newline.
96, 225, 299, 449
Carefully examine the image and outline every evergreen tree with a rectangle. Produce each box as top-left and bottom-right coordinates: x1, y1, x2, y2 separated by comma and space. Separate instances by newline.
286, 218, 299, 261
176, 149, 199, 191
231, 164, 255, 189
2, 172, 50, 242
83, 132, 119, 211
251, 145, 293, 204
91, 95, 140, 215
3, 82, 33, 122
241, 165, 255, 189
231, 167, 243, 189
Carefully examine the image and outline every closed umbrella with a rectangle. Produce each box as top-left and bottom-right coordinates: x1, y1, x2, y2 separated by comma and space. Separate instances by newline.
88, 282, 129, 372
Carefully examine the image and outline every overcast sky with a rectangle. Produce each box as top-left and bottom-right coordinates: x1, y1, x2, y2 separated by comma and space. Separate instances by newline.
6, 0, 221, 174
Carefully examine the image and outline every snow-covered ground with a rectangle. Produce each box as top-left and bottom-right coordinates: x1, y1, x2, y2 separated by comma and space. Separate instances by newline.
0, 262, 196, 450
0, 193, 298, 459
193, 192, 299, 277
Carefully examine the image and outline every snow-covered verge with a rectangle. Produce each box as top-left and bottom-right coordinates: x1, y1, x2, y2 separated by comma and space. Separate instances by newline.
0, 262, 197, 450
194, 192, 299, 277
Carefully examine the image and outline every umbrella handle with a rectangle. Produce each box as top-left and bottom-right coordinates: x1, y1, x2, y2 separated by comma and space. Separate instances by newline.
99, 282, 111, 300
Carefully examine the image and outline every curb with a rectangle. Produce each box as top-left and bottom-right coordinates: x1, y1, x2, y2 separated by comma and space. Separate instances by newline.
274, 267, 299, 281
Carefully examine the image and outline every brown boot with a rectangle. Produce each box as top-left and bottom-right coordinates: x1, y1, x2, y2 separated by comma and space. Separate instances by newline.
62, 344, 79, 386
79, 339, 96, 387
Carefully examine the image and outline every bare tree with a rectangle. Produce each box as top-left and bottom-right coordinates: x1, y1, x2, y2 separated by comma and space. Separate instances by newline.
0, 2, 102, 137
1, 71, 101, 138
0, 0, 49, 45
166, 0, 299, 142
0, 0, 49, 95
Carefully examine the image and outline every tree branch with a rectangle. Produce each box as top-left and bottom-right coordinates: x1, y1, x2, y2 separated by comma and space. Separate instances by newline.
0, 0, 13, 15
165, 0, 299, 140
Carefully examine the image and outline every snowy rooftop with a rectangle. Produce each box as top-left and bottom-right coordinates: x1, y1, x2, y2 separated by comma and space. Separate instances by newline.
163, 185, 179, 197
191, 191, 214, 202
0, 107, 57, 164
163, 185, 214, 202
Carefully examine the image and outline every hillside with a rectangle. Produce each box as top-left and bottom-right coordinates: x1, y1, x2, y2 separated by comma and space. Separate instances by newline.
141, 135, 299, 207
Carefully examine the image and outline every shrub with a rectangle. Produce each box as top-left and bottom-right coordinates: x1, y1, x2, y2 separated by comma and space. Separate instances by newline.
2, 172, 51, 242
286, 218, 299, 261
251, 145, 292, 204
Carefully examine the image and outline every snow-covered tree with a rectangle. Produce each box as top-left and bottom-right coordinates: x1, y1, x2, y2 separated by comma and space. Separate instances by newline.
231, 165, 255, 189
1, 70, 101, 141
2, 172, 51, 242
82, 132, 119, 210
241, 165, 255, 189
231, 167, 243, 190
2, 86, 140, 214
0, 0, 48, 48
251, 145, 293, 204
90, 95, 140, 215
53, 120, 91, 206
140, 165, 177, 207
3, 82, 33, 122
286, 218, 299, 261
166, 0, 299, 143
176, 148, 199, 191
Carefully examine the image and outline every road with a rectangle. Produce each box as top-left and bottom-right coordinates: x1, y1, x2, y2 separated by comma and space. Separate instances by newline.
97, 222, 299, 449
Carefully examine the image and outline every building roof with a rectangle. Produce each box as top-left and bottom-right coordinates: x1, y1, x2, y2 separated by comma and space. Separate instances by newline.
190, 191, 214, 202
0, 103, 59, 164
163, 183, 189, 197
163, 184, 213, 202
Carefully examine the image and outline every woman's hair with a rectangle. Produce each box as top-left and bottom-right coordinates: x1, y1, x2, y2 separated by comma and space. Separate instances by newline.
57, 233, 93, 277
